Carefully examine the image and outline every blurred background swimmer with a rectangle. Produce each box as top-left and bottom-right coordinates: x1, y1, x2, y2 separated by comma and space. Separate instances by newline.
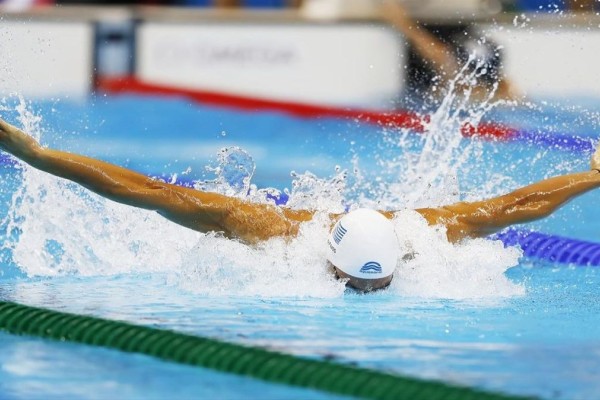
381, 0, 522, 103
3, 116, 600, 292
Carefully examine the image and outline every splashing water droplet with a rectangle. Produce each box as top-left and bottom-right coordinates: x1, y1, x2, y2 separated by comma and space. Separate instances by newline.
194, 146, 255, 198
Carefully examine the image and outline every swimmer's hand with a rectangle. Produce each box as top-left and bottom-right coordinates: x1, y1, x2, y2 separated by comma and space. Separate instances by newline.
591, 140, 600, 171
0, 117, 41, 161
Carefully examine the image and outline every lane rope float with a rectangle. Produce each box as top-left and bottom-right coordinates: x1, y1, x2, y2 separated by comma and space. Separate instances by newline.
494, 228, 600, 267
0, 300, 528, 400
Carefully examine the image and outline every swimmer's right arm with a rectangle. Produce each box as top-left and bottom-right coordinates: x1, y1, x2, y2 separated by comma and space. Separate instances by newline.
0, 118, 314, 243
381, 0, 459, 77
0, 118, 230, 232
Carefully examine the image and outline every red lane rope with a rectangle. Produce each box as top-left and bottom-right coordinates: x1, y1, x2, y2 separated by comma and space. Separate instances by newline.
96, 77, 515, 141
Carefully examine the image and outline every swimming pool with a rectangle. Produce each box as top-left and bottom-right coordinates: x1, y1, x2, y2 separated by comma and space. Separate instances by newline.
1, 93, 600, 399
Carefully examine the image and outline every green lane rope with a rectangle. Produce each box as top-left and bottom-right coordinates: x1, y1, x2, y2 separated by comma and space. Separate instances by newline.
0, 301, 528, 400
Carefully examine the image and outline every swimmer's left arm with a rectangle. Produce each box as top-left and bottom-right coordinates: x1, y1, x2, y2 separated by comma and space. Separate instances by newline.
414, 170, 600, 242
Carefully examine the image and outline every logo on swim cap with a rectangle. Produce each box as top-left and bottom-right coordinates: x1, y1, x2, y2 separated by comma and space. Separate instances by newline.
332, 222, 347, 244
359, 261, 382, 274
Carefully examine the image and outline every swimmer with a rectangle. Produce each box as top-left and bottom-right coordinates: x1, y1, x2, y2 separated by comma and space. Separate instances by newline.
1, 117, 600, 291
381, 0, 522, 102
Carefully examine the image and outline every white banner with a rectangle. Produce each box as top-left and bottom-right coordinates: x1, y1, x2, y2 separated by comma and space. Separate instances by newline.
137, 23, 404, 109
483, 24, 600, 98
0, 21, 93, 98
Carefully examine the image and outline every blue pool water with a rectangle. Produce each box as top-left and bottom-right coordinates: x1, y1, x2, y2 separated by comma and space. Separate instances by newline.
1, 94, 600, 399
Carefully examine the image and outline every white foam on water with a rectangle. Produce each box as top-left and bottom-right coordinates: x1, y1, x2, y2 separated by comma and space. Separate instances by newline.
1, 73, 527, 300
173, 213, 347, 298
3, 166, 201, 277
390, 210, 524, 299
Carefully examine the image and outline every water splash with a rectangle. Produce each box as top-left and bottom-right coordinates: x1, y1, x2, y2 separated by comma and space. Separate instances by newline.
361, 60, 506, 210
173, 213, 346, 298
0, 81, 526, 299
282, 169, 347, 213
194, 146, 256, 198
192, 146, 348, 213
391, 210, 524, 299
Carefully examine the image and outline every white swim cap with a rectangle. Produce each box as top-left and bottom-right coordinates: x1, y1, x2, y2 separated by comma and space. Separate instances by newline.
326, 208, 399, 280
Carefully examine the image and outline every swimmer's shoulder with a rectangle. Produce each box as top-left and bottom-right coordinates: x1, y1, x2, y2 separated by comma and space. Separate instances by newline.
379, 208, 435, 221
413, 205, 478, 242
413, 206, 453, 224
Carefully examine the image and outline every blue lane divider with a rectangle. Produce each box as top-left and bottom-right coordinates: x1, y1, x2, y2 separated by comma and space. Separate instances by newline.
513, 130, 595, 153
494, 228, 600, 267
0, 154, 14, 166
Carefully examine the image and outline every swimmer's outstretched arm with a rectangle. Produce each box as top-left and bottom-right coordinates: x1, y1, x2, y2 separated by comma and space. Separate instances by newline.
381, 0, 459, 78
0, 118, 313, 243
381, 0, 521, 101
411, 161, 600, 242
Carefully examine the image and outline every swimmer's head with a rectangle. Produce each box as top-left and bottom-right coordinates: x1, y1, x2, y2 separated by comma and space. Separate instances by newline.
326, 208, 399, 292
